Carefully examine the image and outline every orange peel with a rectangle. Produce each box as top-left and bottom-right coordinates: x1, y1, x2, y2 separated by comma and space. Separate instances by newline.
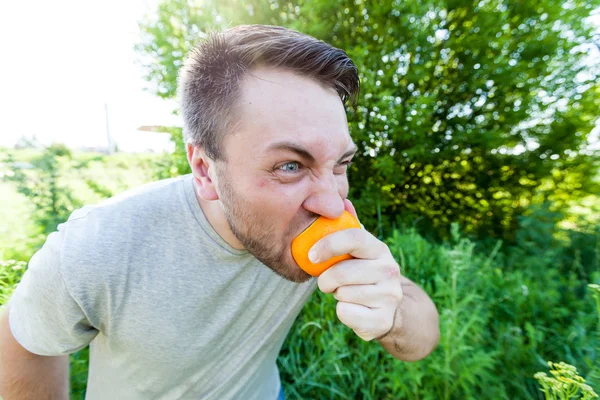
291, 210, 361, 277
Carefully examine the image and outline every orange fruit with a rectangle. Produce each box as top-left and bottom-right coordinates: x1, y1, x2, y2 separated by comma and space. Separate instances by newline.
291, 210, 361, 277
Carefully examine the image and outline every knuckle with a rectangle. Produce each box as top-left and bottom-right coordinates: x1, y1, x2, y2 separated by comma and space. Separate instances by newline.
317, 276, 332, 294
380, 242, 391, 254
331, 265, 347, 285
384, 264, 400, 279
349, 228, 362, 247
316, 244, 329, 260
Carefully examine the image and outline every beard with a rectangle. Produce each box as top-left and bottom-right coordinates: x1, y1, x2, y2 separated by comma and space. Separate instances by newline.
216, 169, 314, 283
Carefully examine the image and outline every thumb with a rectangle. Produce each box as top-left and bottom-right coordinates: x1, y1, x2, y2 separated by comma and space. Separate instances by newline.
343, 198, 360, 224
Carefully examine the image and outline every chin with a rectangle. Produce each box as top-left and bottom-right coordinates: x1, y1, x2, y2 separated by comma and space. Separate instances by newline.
279, 273, 313, 284
284, 268, 313, 283
268, 253, 313, 283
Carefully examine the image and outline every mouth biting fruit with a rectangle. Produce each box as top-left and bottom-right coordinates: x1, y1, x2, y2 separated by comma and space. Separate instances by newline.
291, 210, 361, 277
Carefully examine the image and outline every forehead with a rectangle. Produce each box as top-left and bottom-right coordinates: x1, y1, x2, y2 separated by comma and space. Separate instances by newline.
227, 67, 352, 160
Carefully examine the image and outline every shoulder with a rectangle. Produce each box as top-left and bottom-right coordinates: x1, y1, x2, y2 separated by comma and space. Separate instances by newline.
56, 175, 191, 308
61, 175, 189, 245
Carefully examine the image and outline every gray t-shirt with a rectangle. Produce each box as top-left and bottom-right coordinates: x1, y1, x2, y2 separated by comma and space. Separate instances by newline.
9, 174, 317, 399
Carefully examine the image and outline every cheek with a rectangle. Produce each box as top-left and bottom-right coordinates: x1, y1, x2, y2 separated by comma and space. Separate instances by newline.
254, 178, 307, 209
252, 175, 348, 203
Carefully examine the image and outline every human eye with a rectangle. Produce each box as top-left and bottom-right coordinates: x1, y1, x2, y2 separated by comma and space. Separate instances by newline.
334, 160, 354, 174
276, 161, 304, 174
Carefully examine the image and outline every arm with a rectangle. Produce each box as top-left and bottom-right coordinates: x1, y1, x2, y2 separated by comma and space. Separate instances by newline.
376, 276, 440, 361
0, 304, 70, 400
316, 199, 440, 361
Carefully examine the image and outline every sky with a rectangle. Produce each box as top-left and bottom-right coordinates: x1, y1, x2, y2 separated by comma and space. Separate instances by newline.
0, 0, 180, 152
0, 2, 598, 153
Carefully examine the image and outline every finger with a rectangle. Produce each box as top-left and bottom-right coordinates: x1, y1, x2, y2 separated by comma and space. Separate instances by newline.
333, 283, 396, 309
318, 258, 400, 294
336, 302, 391, 341
343, 198, 360, 223
310, 228, 386, 263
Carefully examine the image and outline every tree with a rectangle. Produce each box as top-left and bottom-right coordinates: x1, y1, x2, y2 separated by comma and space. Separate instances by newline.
136, 0, 600, 242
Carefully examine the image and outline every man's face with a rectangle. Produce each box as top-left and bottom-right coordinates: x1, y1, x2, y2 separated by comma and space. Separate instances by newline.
214, 67, 356, 283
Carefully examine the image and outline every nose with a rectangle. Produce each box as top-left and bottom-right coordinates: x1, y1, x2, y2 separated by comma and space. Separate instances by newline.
302, 173, 345, 219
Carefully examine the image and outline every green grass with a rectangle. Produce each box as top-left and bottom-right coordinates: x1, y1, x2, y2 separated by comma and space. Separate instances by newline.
0, 181, 40, 261
1, 147, 598, 399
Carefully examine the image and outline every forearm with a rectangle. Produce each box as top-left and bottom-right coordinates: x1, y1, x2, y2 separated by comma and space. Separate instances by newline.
377, 280, 440, 361
0, 307, 70, 400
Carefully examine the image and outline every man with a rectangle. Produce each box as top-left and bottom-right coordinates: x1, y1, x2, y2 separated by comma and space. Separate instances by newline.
0, 25, 439, 399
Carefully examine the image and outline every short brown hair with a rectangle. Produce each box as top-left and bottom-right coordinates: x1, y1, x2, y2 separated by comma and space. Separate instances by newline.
178, 24, 360, 161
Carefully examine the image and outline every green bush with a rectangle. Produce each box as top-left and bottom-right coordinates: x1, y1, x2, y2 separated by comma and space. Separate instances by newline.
136, 0, 600, 243
279, 220, 599, 399
0, 260, 26, 307
535, 361, 598, 400
0, 148, 597, 399
532, 284, 600, 400
4, 145, 81, 235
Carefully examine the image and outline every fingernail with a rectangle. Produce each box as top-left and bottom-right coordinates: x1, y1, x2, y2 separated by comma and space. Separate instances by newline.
308, 249, 319, 263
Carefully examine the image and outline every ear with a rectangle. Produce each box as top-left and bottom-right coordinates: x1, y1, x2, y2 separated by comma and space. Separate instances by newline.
186, 143, 219, 201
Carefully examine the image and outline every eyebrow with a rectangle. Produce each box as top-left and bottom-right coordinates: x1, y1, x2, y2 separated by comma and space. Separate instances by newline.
266, 141, 358, 165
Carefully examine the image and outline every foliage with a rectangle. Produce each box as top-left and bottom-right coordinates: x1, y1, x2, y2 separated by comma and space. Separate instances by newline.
136, 0, 600, 243
69, 347, 89, 399
488, 207, 599, 398
3, 144, 81, 235
0, 260, 26, 307
149, 126, 190, 179
279, 219, 599, 399
133, 3, 600, 390
534, 361, 598, 400
587, 284, 600, 390
279, 224, 503, 399
0, 149, 598, 398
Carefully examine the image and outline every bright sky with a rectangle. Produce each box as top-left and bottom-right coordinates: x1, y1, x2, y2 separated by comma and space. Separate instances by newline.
0, 0, 180, 152
0, 3, 598, 153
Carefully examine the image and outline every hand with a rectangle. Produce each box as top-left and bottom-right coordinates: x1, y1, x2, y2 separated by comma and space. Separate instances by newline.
310, 199, 404, 341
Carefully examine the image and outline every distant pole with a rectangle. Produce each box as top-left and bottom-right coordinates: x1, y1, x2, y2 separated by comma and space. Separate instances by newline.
104, 103, 114, 154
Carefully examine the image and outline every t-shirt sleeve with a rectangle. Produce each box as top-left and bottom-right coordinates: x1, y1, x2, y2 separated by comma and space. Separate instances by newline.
8, 223, 99, 356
